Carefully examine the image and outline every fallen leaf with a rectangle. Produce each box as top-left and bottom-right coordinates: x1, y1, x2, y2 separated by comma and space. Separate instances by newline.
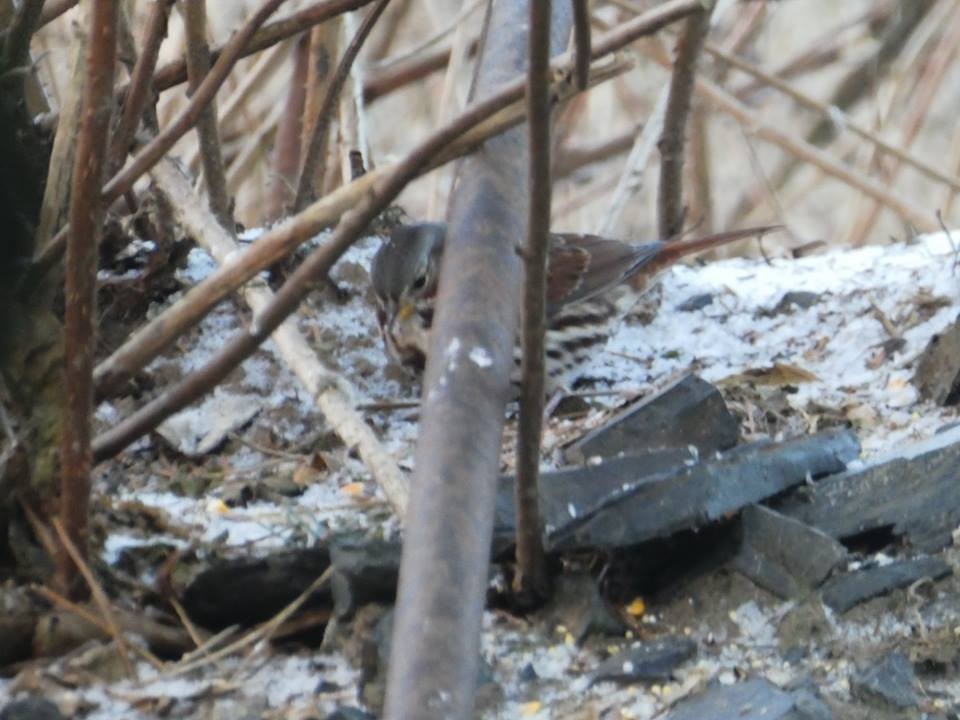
720, 362, 820, 386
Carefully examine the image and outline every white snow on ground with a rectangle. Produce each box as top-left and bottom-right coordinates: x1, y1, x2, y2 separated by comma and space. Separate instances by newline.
27, 230, 956, 718
604, 231, 960, 454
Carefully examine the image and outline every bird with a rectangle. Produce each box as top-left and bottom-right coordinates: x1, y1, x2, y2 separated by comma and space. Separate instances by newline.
370, 222, 777, 389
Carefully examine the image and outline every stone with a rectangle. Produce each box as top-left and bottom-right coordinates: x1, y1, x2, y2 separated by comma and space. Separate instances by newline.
820, 556, 951, 613
563, 374, 739, 465
777, 425, 960, 552
851, 651, 919, 710
676, 293, 714, 312
590, 636, 697, 685
495, 428, 859, 552
730, 505, 847, 599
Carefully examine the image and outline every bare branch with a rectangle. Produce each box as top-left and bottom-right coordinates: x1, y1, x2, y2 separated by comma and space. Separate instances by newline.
571, 0, 591, 90
657, 56, 939, 232
150, 158, 408, 515
363, 37, 476, 104
293, 0, 389, 211
701, 40, 960, 195
657, 2, 714, 239
58, 0, 118, 597
38, 0, 77, 28
182, 0, 233, 229
88, 2, 685, 402
2, 0, 44, 70
267, 33, 310, 220
107, 0, 175, 175
514, 0, 553, 606
150, 0, 377, 92
846, 11, 960, 246
102, 0, 290, 205
730, 1, 934, 223
90, 37, 541, 462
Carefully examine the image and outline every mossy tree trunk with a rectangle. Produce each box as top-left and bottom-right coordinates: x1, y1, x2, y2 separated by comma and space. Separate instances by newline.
0, 2, 62, 582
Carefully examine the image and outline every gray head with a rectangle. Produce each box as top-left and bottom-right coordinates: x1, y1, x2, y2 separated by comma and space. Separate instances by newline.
370, 223, 446, 308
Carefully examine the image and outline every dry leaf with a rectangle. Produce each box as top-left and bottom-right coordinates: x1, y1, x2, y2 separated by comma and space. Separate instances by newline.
720, 362, 820, 386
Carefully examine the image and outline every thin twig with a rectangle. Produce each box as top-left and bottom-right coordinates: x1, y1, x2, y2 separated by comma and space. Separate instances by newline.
846, 5, 960, 246
730, 1, 934, 224
2, 0, 45, 70
31, 0, 290, 279
686, 104, 713, 233
301, 22, 341, 177
32, 585, 164, 669
86, 11, 649, 401
293, 0, 390, 211
160, 567, 332, 680
52, 518, 135, 675
103, 0, 288, 205
58, 0, 117, 596
514, 0, 553, 605
363, 36, 478, 104
182, 0, 233, 229
267, 33, 310, 220
32, 10, 87, 250
38, 0, 77, 27
149, 158, 408, 516
107, 0, 175, 175
571, 0, 591, 90
424, 3, 473, 218
553, 123, 640, 178
646, 49, 938, 232
701, 40, 960, 195
602, 86, 669, 236
151, 0, 376, 93
227, 101, 284, 194
91, 0, 701, 465
657, 2, 714, 239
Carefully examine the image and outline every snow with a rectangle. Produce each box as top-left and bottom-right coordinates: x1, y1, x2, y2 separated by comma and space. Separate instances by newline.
57, 229, 960, 719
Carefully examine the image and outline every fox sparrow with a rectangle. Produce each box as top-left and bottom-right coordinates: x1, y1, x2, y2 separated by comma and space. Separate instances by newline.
370, 223, 776, 388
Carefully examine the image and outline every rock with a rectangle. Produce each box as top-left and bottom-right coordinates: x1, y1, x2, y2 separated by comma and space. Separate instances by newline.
676, 293, 714, 312
495, 428, 859, 552
155, 389, 261, 457
777, 425, 960, 552
914, 313, 960, 405
563, 374, 739, 465
0, 699, 66, 720
730, 505, 847, 599
768, 291, 822, 315
590, 636, 696, 685
851, 651, 919, 710
789, 684, 834, 720
664, 678, 795, 719
820, 555, 951, 613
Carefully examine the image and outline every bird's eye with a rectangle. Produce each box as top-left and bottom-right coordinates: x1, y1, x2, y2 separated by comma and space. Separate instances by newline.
412, 274, 427, 290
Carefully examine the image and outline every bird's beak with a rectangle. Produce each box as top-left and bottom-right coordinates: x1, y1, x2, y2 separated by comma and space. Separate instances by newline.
395, 301, 416, 323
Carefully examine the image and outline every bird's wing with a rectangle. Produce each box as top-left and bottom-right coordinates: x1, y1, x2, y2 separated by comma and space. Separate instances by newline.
546, 234, 662, 316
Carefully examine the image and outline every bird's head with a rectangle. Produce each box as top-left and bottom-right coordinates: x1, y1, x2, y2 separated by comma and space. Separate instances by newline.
370, 223, 445, 366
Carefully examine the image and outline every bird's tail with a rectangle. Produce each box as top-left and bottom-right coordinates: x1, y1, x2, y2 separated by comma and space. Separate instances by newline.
628, 225, 782, 291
